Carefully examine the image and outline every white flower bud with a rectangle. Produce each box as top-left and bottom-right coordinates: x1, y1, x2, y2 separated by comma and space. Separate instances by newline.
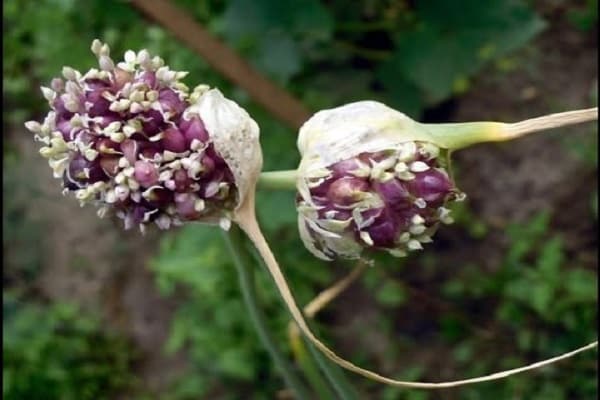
40, 86, 56, 102
91, 39, 103, 55
62, 66, 80, 81
25, 121, 42, 133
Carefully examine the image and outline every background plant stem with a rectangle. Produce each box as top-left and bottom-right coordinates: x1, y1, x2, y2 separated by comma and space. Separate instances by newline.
129, 0, 311, 129
224, 226, 312, 400
304, 336, 360, 400
288, 327, 338, 399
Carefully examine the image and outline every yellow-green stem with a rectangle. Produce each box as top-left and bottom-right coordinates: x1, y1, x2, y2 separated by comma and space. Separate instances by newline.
256, 108, 597, 191
258, 169, 297, 191
421, 107, 597, 150
420, 121, 504, 150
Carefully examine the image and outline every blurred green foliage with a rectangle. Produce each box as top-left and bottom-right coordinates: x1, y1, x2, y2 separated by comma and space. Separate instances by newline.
3, 156, 45, 285
3, 293, 137, 400
150, 220, 334, 399
567, 0, 598, 31
377, 0, 545, 114
3, 0, 546, 126
3, 0, 597, 399
437, 211, 598, 400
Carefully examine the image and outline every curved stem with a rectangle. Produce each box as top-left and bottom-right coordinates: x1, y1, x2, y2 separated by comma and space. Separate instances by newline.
234, 190, 599, 388
304, 261, 369, 319
224, 226, 312, 400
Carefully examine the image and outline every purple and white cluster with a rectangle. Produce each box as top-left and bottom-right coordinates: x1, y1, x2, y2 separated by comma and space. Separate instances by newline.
296, 101, 464, 260
298, 142, 462, 260
25, 40, 253, 232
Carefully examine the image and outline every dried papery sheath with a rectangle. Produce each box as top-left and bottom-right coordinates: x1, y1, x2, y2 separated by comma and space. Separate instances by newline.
25, 39, 261, 232
296, 101, 464, 260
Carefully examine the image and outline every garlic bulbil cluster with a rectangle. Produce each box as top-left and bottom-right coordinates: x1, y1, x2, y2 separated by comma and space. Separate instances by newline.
25, 39, 261, 232
296, 101, 463, 260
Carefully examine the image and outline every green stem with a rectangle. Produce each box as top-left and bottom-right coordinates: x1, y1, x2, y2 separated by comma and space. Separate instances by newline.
256, 109, 597, 192
421, 108, 597, 150
289, 329, 338, 399
258, 169, 298, 191
224, 226, 312, 400
420, 121, 504, 150
304, 337, 360, 400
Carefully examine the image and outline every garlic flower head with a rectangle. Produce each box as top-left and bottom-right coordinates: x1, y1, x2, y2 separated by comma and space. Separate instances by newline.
296, 101, 463, 261
25, 39, 261, 232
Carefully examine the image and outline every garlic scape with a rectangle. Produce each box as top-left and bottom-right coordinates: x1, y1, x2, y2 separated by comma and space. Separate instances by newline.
235, 100, 598, 388
294, 101, 597, 261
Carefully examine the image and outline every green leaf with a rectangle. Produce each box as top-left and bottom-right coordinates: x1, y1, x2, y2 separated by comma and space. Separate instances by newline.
505, 211, 551, 264
567, 0, 598, 31
536, 236, 564, 276
218, 348, 255, 380
375, 68, 424, 118
150, 225, 227, 296
253, 33, 302, 83
388, 26, 484, 103
256, 190, 297, 233
453, 341, 474, 363
517, 330, 533, 351
221, 0, 333, 41
379, 0, 544, 106
375, 280, 407, 307
563, 269, 598, 302
530, 284, 554, 315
